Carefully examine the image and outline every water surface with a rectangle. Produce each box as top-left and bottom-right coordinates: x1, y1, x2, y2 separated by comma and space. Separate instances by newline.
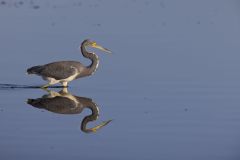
1, 0, 240, 160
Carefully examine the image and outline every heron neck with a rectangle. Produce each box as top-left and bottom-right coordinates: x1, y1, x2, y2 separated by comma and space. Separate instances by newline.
81, 100, 99, 133
81, 43, 99, 76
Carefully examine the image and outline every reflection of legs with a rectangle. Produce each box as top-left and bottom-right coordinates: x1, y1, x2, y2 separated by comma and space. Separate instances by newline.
61, 82, 68, 88
60, 87, 68, 94
48, 90, 61, 97
41, 83, 50, 89
41, 88, 61, 98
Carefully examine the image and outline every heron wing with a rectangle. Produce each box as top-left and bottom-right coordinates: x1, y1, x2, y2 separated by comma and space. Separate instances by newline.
30, 97, 81, 114
40, 61, 80, 80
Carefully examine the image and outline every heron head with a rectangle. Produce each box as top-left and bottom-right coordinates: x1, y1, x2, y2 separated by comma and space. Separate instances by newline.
84, 39, 112, 54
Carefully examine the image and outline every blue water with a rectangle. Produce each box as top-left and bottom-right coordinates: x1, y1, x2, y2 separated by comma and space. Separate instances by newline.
1, 0, 240, 159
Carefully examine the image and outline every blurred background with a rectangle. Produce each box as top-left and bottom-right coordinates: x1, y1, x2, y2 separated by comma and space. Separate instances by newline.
0, 0, 240, 160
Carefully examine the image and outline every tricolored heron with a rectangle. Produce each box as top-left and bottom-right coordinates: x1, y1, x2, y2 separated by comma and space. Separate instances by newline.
27, 88, 112, 133
27, 39, 111, 88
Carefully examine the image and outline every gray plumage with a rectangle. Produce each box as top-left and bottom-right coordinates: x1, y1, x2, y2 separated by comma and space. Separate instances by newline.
27, 93, 88, 114
27, 65, 44, 74
26, 39, 111, 88
27, 61, 84, 80
27, 89, 112, 133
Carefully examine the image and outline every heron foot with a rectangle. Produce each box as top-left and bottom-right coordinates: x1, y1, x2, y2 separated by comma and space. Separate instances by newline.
40, 84, 50, 89
61, 82, 68, 88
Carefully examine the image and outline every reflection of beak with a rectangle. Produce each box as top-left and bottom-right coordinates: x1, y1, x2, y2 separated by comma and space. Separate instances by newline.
91, 120, 112, 132
86, 120, 112, 133
92, 44, 112, 54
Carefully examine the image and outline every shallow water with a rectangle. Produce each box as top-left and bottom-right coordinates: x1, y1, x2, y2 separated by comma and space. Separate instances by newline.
1, 0, 240, 160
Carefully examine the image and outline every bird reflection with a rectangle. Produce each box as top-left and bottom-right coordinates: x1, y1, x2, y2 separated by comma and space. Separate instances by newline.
27, 88, 111, 133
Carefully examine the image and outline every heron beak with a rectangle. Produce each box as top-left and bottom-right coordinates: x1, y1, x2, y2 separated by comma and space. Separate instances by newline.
92, 43, 112, 54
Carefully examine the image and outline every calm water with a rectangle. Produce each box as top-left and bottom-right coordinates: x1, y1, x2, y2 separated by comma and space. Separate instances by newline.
1, 0, 240, 159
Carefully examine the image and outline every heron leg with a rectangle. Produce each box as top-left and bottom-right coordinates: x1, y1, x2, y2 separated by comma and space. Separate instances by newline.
61, 82, 68, 88
41, 83, 51, 89
60, 87, 68, 94
41, 78, 59, 88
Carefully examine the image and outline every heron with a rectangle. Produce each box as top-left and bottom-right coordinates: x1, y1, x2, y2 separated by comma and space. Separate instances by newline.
27, 88, 112, 133
27, 39, 111, 88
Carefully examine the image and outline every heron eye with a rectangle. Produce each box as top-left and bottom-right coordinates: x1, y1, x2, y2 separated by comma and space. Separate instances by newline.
92, 42, 97, 46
